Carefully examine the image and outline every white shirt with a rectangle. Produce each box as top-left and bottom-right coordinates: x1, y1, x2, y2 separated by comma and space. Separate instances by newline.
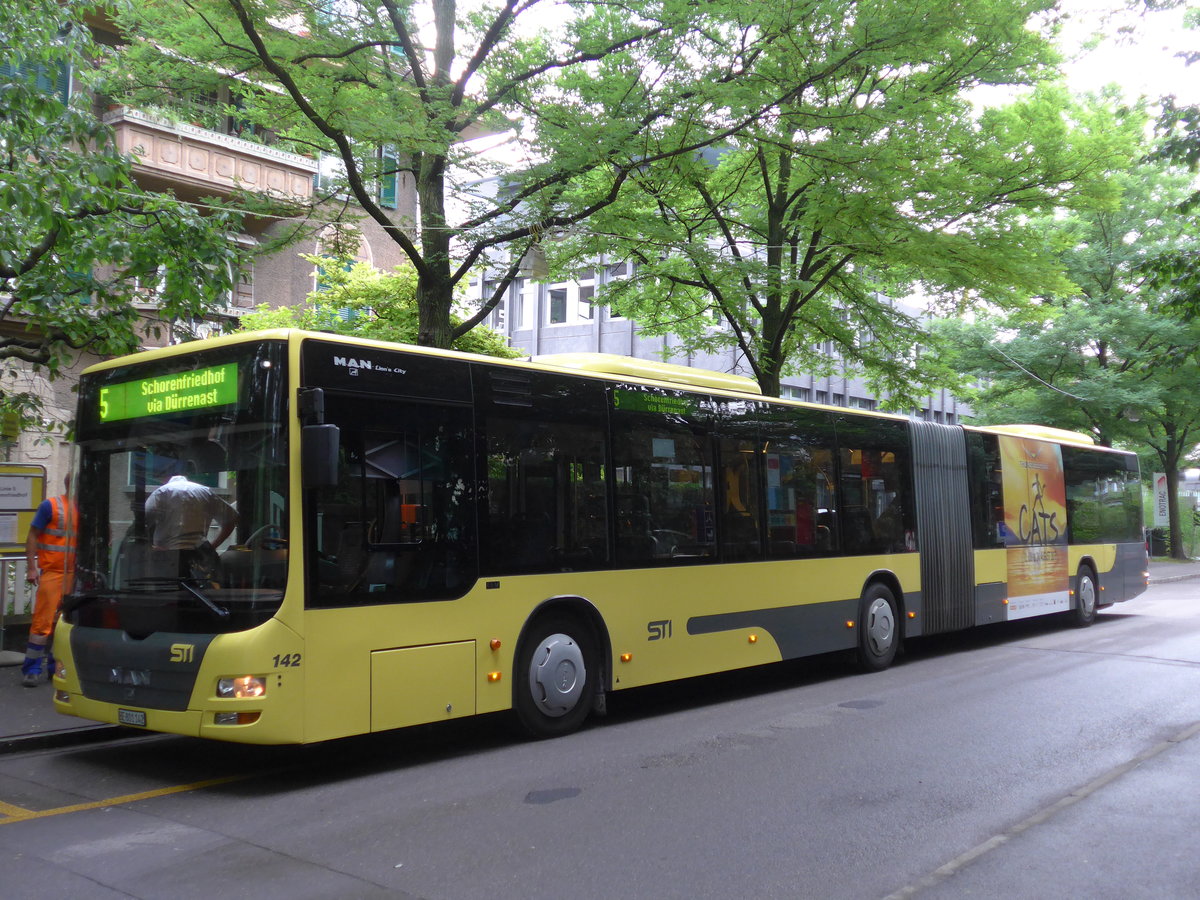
145, 475, 237, 550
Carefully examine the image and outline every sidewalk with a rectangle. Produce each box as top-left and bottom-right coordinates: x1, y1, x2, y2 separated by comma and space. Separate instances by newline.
3, 559, 1200, 754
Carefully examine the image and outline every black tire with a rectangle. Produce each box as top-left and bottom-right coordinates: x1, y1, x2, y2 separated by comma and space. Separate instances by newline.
856, 583, 900, 672
1071, 565, 1098, 627
514, 614, 596, 738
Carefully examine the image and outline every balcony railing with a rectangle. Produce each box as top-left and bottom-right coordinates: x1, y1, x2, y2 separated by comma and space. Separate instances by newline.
104, 106, 317, 203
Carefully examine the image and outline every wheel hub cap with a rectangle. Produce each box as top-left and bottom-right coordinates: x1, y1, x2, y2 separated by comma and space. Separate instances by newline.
528, 633, 584, 717
866, 597, 895, 656
1080, 577, 1096, 614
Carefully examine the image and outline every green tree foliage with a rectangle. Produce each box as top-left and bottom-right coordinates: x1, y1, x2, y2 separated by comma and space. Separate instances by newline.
1145, 3, 1200, 315
935, 155, 1200, 558
0, 0, 243, 428
239, 254, 519, 358
553, 6, 1137, 399
101, 0, 1004, 354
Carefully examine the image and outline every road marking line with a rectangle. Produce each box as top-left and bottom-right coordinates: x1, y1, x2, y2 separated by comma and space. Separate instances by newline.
0, 774, 248, 826
882, 720, 1200, 899
0, 799, 33, 817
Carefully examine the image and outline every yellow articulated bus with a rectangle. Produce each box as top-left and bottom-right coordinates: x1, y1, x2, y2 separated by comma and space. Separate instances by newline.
53, 330, 1148, 743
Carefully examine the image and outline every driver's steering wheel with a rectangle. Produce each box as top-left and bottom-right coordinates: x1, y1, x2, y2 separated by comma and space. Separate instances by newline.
244, 524, 286, 550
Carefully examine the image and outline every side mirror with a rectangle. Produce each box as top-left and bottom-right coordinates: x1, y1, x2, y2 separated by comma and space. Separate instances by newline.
302, 424, 340, 488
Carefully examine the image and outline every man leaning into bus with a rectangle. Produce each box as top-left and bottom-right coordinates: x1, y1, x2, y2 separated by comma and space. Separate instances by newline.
144, 462, 238, 583
22, 474, 76, 687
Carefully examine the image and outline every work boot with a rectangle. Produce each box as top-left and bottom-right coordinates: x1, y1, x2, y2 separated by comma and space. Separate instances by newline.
22, 671, 40, 687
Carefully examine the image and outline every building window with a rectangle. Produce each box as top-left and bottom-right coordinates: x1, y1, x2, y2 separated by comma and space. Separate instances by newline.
548, 287, 567, 324
516, 280, 535, 330
378, 145, 399, 209
233, 258, 254, 308
482, 280, 507, 332
579, 284, 595, 320
602, 261, 631, 320
1, 59, 71, 104
781, 386, 811, 402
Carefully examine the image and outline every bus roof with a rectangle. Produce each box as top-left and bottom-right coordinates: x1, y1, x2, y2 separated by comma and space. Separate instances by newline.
78, 330, 927, 426
531, 352, 762, 395
80, 330, 769, 398
974, 423, 1096, 446
75, 329, 922, 422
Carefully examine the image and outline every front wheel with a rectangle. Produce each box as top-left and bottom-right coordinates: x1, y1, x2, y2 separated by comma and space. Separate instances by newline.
514, 615, 597, 738
1071, 566, 1098, 627
856, 583, 900, 672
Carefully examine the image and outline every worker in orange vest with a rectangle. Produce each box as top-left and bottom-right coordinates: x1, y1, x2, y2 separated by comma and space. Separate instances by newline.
22, 474, 76, 687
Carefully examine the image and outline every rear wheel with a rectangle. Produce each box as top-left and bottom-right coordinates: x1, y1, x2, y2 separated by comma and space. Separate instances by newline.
514, 615, 596, 738
1071, 566, 1098, 627
856, 583, 899, 672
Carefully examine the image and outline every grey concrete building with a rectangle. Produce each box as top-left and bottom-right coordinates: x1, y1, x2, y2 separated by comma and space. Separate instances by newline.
469, 263, 971, 423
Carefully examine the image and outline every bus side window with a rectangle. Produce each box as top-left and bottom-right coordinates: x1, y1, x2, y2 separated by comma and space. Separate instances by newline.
481, 419, 607, 574
612, 419, 715, 564
717, 437, 762, 561
836, 416, 915, 555
966, 432, 1005, 548
308, 397, 476, 606
1062, 446, 1143, 544
762, 423, 839, 559
475, 366, 610, 576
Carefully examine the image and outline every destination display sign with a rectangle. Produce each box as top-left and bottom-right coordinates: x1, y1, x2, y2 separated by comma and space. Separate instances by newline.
612, 387, 701, 416
98, 363, 239, 422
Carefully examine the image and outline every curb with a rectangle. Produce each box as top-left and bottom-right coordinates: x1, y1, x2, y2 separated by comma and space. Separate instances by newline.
1149, 573, 1200, 585
0, 724, 127, 756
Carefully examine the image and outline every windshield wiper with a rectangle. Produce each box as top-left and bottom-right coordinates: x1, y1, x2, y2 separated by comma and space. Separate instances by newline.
62, 591, 119, 614
179, 580, 230, 620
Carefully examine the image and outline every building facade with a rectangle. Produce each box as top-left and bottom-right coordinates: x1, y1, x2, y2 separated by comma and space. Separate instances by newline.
469, 266, 971, 423
2, 14, 411, 482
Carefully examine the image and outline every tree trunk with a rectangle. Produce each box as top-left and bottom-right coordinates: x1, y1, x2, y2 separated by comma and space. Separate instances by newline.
1158, 432, 1189, 560
1166, 466, 1187, 560
757, 369, 782, 398
415, 151, 454, 348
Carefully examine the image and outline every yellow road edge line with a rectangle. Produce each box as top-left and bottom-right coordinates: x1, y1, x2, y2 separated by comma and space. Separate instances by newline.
0, 774, 248, 826
0, 799, 33, 817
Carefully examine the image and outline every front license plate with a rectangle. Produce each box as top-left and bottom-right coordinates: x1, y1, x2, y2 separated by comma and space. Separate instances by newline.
117, 708, 147, 727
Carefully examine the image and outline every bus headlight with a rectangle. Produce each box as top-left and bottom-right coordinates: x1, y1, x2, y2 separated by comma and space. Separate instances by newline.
217, 676, 267, 699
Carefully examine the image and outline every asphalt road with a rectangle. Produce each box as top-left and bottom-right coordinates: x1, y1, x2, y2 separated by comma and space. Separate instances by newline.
2, 582, 1198, 899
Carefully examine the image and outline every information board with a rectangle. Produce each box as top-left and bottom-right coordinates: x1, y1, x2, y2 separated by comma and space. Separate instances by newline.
0, 464, 46, 555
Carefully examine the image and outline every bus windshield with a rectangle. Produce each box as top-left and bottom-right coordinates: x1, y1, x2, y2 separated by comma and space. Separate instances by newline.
68, 341, 288, 636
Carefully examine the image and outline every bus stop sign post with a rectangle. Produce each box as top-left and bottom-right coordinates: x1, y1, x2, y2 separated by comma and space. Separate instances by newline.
0, 464, 46, 666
